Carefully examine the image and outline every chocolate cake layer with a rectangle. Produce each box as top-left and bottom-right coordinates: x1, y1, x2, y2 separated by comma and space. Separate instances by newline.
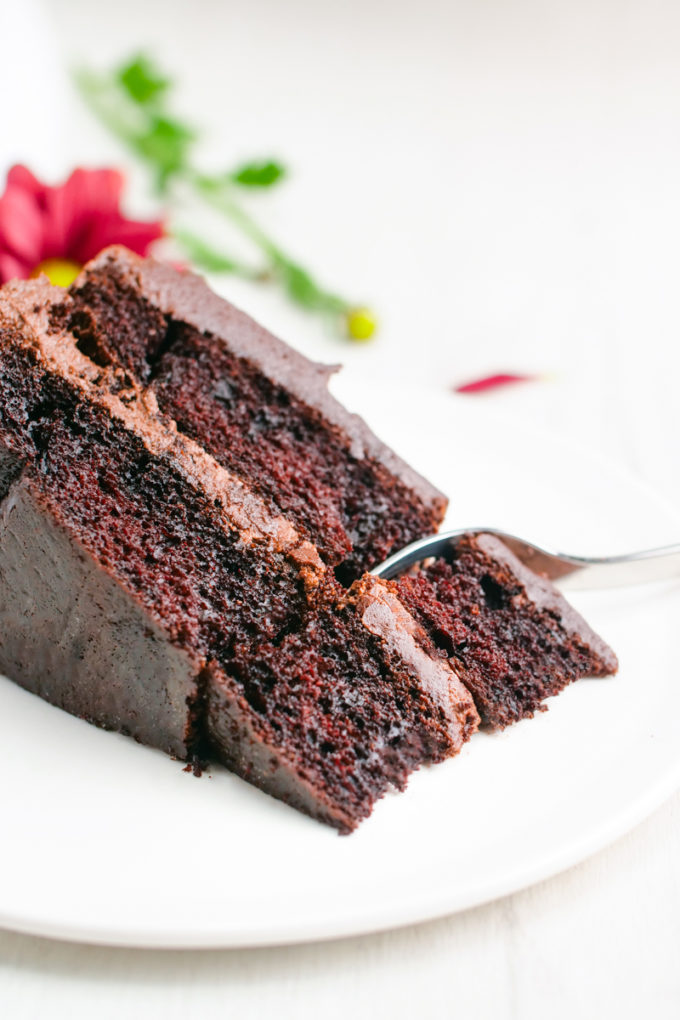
64, 247, 447, 578
394, 533, 618, 729
0, 276, 476, 830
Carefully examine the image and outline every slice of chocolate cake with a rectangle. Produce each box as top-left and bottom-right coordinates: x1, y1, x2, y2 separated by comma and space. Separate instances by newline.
0, 276, 478, 832
0, 256, 618, 832
61, 246, 447, 580
393, 533, 618, 729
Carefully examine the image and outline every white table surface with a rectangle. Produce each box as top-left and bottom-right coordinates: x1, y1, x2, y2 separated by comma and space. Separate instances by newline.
1, 0, 679, 1015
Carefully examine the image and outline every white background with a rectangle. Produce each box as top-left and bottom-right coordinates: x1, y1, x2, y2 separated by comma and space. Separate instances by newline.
1, 0, 679, 1016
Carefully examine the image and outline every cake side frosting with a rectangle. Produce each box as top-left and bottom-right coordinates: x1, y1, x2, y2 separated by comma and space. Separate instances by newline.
0, 465, 202, 756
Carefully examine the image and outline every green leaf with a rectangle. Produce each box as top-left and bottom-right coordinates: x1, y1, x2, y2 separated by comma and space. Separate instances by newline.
277, 260, 346, 314
232, 160, 286, 188
134, 115, 195, 187
278, 262, 323, 309
117, 55, 170, 105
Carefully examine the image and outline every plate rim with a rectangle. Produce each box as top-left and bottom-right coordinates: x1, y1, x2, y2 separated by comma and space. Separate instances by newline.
1, 757, 679, 949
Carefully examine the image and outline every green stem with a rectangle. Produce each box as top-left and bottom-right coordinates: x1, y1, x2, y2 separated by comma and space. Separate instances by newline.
171, 226, 266, 280
188, 173, 284, 262
186, 173, 349, 314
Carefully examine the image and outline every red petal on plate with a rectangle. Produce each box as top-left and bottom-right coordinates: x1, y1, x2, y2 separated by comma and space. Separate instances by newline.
453, 372, 538, 394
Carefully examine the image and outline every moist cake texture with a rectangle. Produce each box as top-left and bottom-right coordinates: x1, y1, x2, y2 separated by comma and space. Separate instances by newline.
0, 271, 477, 832
61, 247, 447, 580
207, 575, 478, 831
394, 533, 618, 729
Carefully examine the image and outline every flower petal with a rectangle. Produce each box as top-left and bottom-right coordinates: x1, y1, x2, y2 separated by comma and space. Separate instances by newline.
40, 177, 72, 257
1, 165, 162, 277
6, 165, 50, 208
75, 214, 164, 263
0, 184, 45, 265
38, 168, 121, 260
79, 168, 125, 218
0, 251, 30, 283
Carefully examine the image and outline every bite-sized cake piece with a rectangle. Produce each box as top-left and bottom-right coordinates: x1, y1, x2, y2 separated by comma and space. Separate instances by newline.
62, 246, 447, 580
393, 533, 618, 729
0, 276, 477, 831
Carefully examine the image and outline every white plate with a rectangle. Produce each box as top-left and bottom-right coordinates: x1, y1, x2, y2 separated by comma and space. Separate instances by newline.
0, 381, 679, 948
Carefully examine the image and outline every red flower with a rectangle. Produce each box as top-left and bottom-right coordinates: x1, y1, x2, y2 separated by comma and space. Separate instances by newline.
0, 165, 163, 286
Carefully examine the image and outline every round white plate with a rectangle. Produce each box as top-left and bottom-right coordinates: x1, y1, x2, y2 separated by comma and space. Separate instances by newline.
1, 381, 678, 948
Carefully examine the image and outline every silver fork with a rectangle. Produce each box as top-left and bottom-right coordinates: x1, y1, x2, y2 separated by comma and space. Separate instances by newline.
371, 528, 680, 589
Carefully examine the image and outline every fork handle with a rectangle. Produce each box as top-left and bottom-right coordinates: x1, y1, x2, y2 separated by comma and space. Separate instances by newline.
535, 543, 680, 590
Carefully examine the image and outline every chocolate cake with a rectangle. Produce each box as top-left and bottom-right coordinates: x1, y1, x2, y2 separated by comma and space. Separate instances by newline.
61, 247, 447, 581
394, 533, 618, 729
0, 272, 477, 832
0, 249, 618, 832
